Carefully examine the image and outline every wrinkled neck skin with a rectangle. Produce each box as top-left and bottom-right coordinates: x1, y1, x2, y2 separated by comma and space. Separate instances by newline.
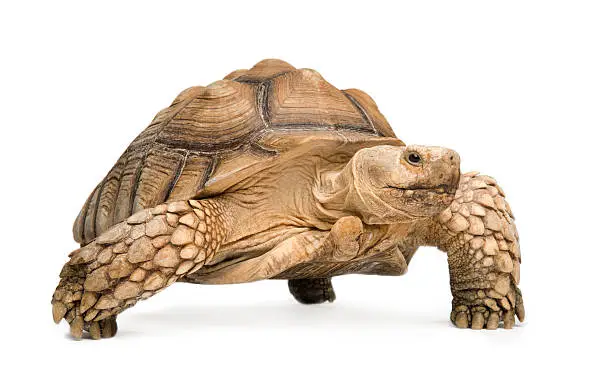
313, 156, 449, 251
315, 155, 416, 224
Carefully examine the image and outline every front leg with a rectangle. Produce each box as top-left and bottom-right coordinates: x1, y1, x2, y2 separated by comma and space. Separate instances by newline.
51, 199, 227, 339
437, 172, 524, 330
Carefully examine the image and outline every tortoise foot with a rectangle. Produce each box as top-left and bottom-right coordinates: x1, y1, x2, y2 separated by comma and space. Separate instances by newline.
92, 316, 118, 339
450, 286, 524, 330
288, 278, 336, 304
67, 315, 118, 340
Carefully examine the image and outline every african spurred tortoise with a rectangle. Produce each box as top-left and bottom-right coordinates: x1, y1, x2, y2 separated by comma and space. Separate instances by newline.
52, 59, 524, 339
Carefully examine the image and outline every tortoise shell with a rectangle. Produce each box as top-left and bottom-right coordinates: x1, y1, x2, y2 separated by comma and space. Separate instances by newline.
74, 59, 402, 244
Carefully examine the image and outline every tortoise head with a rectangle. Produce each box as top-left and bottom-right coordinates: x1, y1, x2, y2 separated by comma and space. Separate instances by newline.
344, 145, 460, 224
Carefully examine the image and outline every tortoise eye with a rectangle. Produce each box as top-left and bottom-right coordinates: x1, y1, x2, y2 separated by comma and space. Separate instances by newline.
407, 152, 421, 165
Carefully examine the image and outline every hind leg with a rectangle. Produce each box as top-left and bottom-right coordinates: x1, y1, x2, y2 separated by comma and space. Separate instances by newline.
52, 199, 227, 339
288, 278, 336, 304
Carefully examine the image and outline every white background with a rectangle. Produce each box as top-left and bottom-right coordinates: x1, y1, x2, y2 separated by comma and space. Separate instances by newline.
1, 1, 610, 380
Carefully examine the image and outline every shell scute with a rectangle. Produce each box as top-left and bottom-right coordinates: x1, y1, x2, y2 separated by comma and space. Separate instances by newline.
266, 69, 370, 132
157, 80, 263, 152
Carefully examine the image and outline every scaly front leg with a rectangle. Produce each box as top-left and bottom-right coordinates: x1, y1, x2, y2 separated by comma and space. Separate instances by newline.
51, 199, 227, 339
436, 172, 524, 330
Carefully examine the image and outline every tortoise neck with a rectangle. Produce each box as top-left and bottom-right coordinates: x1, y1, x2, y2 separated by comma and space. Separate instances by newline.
312, 158, 356, 222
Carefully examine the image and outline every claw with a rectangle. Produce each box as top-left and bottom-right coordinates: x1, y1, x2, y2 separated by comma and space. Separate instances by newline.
471, 312, 485, 330
503, 310, 515, 329
89, 321, 101, 340
101, 317, 118, 338
515, 293, 525, 322
52, 302, 67, 324
486, 312, 499, 330
455, 311, 469, 328
69, 316, 84, 339
516, 303, 525, 322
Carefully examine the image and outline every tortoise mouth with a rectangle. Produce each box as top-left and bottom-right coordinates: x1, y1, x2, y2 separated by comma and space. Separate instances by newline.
385, 184, 456, 194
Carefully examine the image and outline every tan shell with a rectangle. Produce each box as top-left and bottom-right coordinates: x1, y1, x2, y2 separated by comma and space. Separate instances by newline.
74, 59, 402, 244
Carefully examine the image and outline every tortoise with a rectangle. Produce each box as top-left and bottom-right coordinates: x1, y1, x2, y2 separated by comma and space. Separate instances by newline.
52, 59, 524, 339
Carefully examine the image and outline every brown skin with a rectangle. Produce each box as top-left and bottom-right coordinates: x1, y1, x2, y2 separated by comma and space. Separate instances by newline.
183, 145, 459, 284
